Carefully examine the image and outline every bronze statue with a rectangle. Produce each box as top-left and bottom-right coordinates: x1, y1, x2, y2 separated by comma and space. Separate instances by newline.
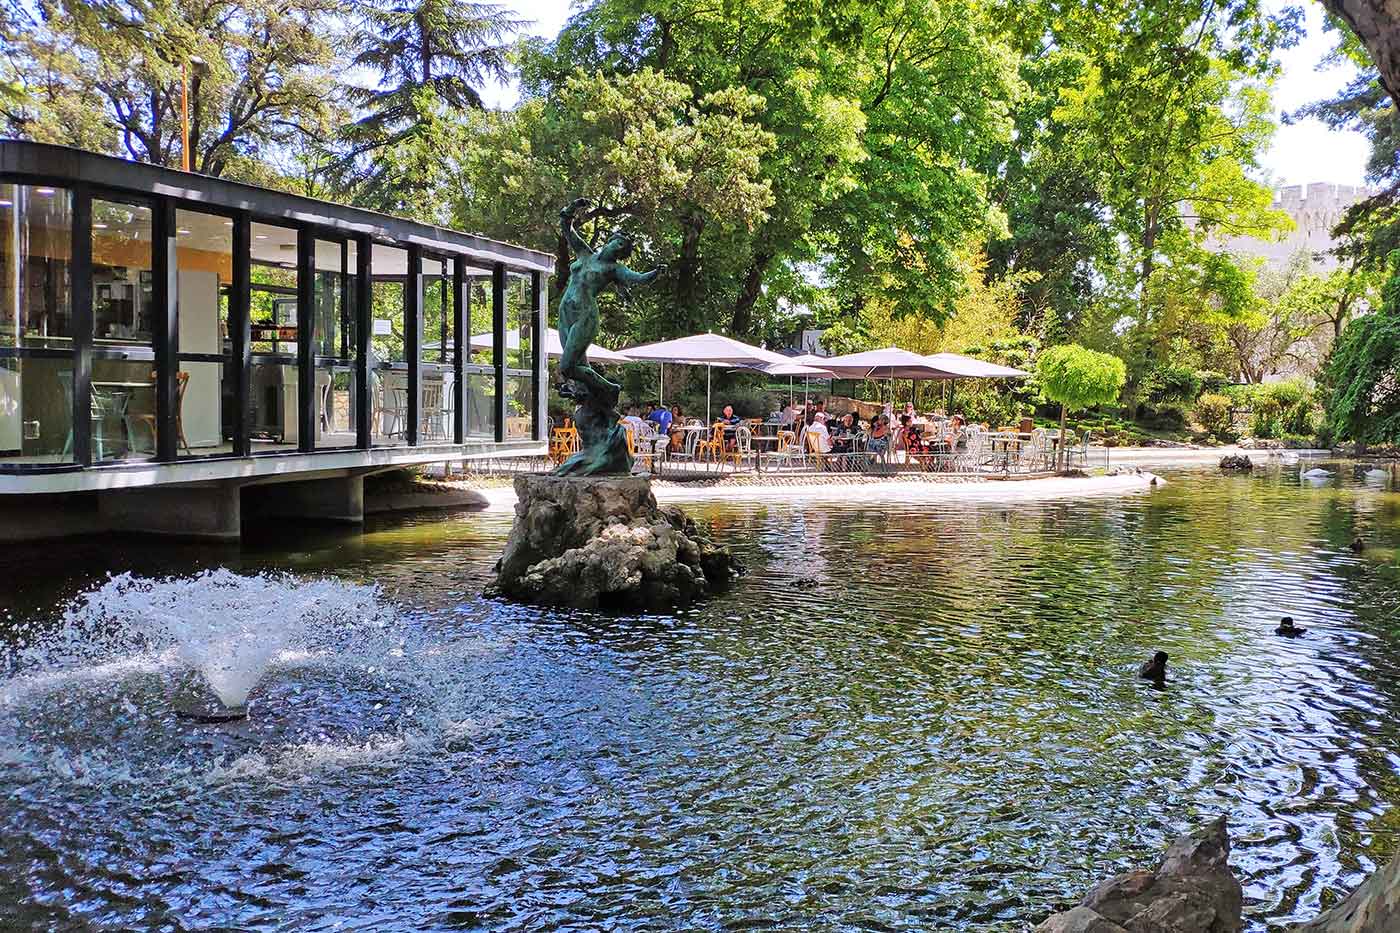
554, 197, 663, 476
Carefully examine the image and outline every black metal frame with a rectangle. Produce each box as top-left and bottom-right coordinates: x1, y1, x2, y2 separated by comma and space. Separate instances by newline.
0, 140, 552, 475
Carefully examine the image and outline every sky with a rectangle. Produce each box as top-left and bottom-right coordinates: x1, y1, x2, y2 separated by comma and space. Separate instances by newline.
491, 0, 1372, 190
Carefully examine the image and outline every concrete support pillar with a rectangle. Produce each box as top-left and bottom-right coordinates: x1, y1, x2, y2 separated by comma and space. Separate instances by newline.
243, 474, 364, 525
99, 483, 242, 540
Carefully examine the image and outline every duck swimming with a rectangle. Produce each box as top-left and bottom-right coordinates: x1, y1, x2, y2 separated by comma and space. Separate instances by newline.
1138, 651, 1168, 681
1275, 616, 1306, 637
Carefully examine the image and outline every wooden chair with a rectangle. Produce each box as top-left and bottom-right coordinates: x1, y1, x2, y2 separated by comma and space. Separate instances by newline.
804, 428, 826, 471
694, 422, 725, 461
134, 370, 190, 454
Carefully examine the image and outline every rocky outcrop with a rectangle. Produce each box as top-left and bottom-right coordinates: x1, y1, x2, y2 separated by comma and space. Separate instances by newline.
1291, 850, 1400, 933
1220, 454, 1254, 472
1034, 818, 1242, 933
489, 474, 742, 610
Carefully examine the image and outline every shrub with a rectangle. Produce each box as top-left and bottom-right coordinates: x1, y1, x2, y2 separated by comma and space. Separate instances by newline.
1324, 261, 1400, 448
1194, 393, 1234, 438
1249, 396, 1283, 438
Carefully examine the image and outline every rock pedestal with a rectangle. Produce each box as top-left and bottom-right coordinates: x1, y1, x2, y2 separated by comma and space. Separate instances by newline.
1035, 818, 1242, 933
489, 474, 742, 610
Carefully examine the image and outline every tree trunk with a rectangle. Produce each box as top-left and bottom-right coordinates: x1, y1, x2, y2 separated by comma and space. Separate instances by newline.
1323, 1, 1400, 108
553, 232, 571, 307
1058, 404, 1068, 472
675, 211, 704, 329
731, 250, 771, 338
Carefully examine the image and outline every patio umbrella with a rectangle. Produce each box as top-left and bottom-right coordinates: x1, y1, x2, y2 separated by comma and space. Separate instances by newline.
922, 352, 1028, 379
623, 333, 790, 419
921, 352, 1029, 414
817, 347, 961, 381
467, 327, 632, 364
758, 359, 836, 408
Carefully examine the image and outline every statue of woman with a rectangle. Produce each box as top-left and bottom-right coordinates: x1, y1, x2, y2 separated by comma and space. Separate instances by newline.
554, 198, 664, 476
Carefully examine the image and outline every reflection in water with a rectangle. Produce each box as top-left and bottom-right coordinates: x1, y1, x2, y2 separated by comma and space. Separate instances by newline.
0, 460, 1398, 930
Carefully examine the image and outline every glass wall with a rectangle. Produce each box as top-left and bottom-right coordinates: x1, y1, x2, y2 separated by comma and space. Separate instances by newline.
463, 273, 495, 439
506, 271, 535, 440
175, 208, 234, 458
313, 238, 357, 449
249, 221, 300, 453
91, 197, 156, 462
0, 183, 74, 463
370, 244, 407, 446
420, 255, 451, 443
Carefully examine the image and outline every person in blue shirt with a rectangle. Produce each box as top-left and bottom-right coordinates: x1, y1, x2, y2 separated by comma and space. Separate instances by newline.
647, 400, 672, 433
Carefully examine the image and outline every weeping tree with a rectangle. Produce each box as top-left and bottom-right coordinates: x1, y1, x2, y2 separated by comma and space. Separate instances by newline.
1037, 344, 1127, 470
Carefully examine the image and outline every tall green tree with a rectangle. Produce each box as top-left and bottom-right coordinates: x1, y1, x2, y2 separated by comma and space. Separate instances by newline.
4, 0, 342, 180
338, 0, 523, 211
519, 0, 1021, 339
453, 68, 776, 340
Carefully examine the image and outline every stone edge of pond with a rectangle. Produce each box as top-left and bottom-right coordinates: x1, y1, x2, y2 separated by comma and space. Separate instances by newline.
466, 470, 1162, 511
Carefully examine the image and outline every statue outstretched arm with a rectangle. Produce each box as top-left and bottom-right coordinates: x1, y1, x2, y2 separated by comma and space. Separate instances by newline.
560, 197, 593, 256
615, 263, 664, 287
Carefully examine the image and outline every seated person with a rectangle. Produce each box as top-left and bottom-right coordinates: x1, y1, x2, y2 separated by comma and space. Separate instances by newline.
778, 402, 797, 427
668, 404, 687, 451
944, 413, 966, 447
647, 400, 672, 434
900, 415, 926, 454
868, 414, 891, 454
813, 399, 829, 424
804, 411, 831, 453
718, 404, 742, 450
621, 406, 647, 435
830, 412, 857, 453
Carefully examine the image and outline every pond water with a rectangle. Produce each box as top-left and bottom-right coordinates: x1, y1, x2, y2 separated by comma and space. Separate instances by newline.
2, 461, 1399, 931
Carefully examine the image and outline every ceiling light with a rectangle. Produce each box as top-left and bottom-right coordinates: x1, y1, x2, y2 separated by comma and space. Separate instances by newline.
255, 234, 268, 240
223, 220, 234, 227
34, 187, 54, 196
177, 228, 191, 236
0, 200, 11, 208
93, 222, 108, 229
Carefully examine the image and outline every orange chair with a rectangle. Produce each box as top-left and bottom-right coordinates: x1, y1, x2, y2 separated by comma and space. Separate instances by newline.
549, 426, 580, 464
694, 422, 725, 461
135, 370, 190, 454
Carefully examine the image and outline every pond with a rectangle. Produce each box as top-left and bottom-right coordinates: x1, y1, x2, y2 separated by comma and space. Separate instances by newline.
2, 461, 1398, 930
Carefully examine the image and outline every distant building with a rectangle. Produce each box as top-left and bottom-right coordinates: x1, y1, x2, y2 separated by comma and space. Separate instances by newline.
1211, 182, 1374, 271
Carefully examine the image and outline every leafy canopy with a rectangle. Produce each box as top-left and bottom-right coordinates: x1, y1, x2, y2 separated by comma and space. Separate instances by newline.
1037, 344, 1127, 411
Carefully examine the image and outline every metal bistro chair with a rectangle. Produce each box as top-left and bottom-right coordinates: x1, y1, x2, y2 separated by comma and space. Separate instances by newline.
727, 423, 753, 470
60, 370, 128, 461
420, 381, 446, 442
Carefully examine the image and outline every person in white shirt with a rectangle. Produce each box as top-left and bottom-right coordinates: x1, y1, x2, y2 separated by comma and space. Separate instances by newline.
804, 411, 831, 453
621, 406, 646, 434
779, 402, 797, 427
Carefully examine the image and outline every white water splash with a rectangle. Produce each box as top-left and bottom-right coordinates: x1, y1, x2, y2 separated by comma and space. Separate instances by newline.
17, 570, 393, 708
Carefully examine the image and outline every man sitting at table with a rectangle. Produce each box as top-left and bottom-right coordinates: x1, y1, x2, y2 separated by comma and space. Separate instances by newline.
647, 400, 672, 434
804, 410, 831, 453
621, 405, 647, 436
719, 404, 742, 450
813, 398, 828, 423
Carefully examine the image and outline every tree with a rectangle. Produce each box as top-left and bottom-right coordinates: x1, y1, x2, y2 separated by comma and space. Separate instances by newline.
453, 68, 775, 340
519, 0, 1021, 338
1037, 344, 1127, 469
6, 0, 342, 180
1323, 262, 1400, 451
338, 0, 523, 211
1322, 0, 1400, 109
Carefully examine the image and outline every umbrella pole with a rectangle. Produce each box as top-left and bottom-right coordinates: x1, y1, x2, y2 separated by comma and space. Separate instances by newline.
659, 362, 664, 407
707, 364, 712, 421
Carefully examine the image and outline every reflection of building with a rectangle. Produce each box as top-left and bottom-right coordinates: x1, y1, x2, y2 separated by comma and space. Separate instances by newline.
0, 140, 551, 539
1212, 182, 1374, 271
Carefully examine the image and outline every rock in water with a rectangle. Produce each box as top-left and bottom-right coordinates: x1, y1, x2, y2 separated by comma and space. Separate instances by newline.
1219, 455, 1253, 472
1033, 817, 1242, 933
1291, 849, 1400, 932
489, 474, 743, 610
